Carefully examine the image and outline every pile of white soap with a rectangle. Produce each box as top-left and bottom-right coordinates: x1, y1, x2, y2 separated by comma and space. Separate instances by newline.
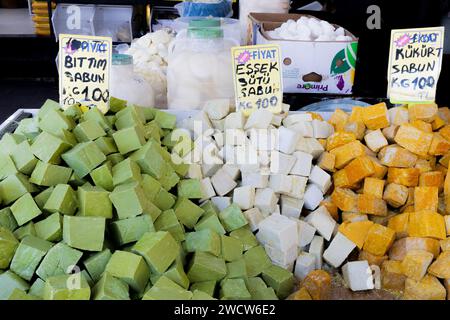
126, 30, 174, 108
266, 16, 353, 42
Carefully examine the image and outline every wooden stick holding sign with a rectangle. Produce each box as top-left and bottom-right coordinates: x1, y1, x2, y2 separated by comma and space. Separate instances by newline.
59, 34, 112, 114
231, 45, 283, 116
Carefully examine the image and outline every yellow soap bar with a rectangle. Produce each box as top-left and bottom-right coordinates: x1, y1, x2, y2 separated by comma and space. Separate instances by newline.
326, 132, 356, 151
400, 249, 434, 281
330, 140, 365, 169
388, 212, 409, 239
362, 103, 390, 130
389, 237, 441, 261
357, 194, 387, 216
381, 260, 406, 292
328, 108, 349, 132
414, 186, 438, 212
387, 168, 420, 187
363, 177, 385, 199
363, 223, 396, 256
331, 188, 358, 212
408, 211, 447, 240
429, 133, 450, 156
403, 275, 446, 300
394, 124, 433, 157
339, 220, 374, 249
344, 156, 375, 185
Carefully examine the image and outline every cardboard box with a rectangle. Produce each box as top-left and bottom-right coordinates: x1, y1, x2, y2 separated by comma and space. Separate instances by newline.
249, 13, 358, 95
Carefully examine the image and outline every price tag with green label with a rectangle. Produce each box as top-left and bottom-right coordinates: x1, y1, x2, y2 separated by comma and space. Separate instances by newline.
59, 34, 112, 114
387, 27, 445, 104
231, 45, 283, 116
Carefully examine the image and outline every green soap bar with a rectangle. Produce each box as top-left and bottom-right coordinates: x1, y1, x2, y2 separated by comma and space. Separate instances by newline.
0, 154, 19, 180
0, 271, 30, 300
13, 222, 36, 240
10, 141, 38, 175
154, 209, 185, 242
106, 115, 116, 127
29, 278, 46, 298
143, 199, 162, 222
171, 158, 190, 177
109, 182, 148, 219
219, 204, 248, 232
261, 265, 294, 299
219, 278, 251, 300
116, 105, 146, 125
243, 246, 272, 278
35, 213, 62, 242
245, 277, 278, 299
161, 130, 184, 148
144, 121, 161, 141
38, 99, 60, 119
78, 184, 112, 218
110, 215, 155, 246
191, 289, 215, 300
153, 187, 176, 211
105, 250, 150, 293
113, 126, 146, 155
185, 229, 221, 257
62, 141, 106, 178
68, 172, 87, 187
187, 252, 226, 283
83, 249, 112, 282
36, 242, 83, 280
93, 272, 130, 300
44, 184, 78, 216
200, 201, 219, 216
141, 174, 161, 202
110, 97, 127, 113
0, 226, 19, 269
0, 133, 25, 155
226, 258, 247, 279
15, 118, 40, 140
30, 161, 72, 187
130, 141, 165, 179
90, 163, 114, 191
177, 179, 203, 199
10, 235, 53, 280
0, 173, 38, 205
73, 119, 106, 142
174, 198, 204, 229
106, 153, 124, 166
142, 107, 156, 121
190, 281, 216, 297
142, 276, 192, 300
81, 269, 95, 287
34, 187, 54, 210
0, 207, 18, 232
38, 109, 75, 135
220, 235, 243, 262
55, 129, 78, 147
43, 274, 91, 300
95, 136, 118, 155
7, 288, 39, 300
159, 164, 180, 191
155, 110, 176, 129
63, 103, 83, 120
82, 107, 112, 131
230, 227, 258, 251
31, 131, 71, 164
114, 113, 145, 133
63, 215, 105, 251
11, 193, 42, 226
112, 158, 142, 186
132, 231, 179, 274
195, 212, 226, 236
164, 259, 190, 289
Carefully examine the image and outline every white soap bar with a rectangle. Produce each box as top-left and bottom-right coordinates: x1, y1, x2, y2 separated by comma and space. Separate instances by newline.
364, 129, 388, 153
308, 235, 324, 269
388, 107, 409, 126
257, 214, 299, 251
211, 119, 225, 131
323, 232, 356, 268
303, 184, 324, 210
233, 185, 256, 210
244, 207, 265, 232
248, 129, 278, 151
269, 174, 293, 194
305, 206, 336, 241
265, 243, 298, 266
245, 109, 273, 129
200, 177, 216, 201
309, 166, 332, 194
258, 151, 270, 167
192, 111, 213, 138
242, 172, 269, 188
186, 164, 203, 180
277, 126, 300, 154
295, 136, 310, 154
342, 261, 375, 291
270, 151, 296, 174
212, 130, 224, 147
306, 138, 325, 159
225, 129, 247, 146
288, 122, 314, 138
290, 151, 313, 177
221, 164, 240, 181
286, 176, 308, 199
294, 252, 316, 281
211, 197, 231, 212
203, 99, 231, 120
296, 219, 316, 247
201, 163, 222, 177
254, 188, 278, 214
271, 114, 284, 127
211, 169, 237, 196
224, 112, 246, 129
312, 120, 334, 139
283, 113, 313, 127
281, 195, 304, 219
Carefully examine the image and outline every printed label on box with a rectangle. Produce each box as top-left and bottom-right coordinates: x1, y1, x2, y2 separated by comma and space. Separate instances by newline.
387, 27, 445, 104
231, 45, 283, 116
59, 34, 112, 114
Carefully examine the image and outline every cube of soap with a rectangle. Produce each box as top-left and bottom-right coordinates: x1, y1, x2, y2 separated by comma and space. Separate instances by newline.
43, 274, 91, 300
230, 227, 259, 251
0, 271, 30, 300
132, 231, 180, 274
395, 124, 433, 157
177, 179, 204, 199
174, 198, 205, 229
93, 272, 130, 300
323, 232, 356, 268
219, 204, 248, 232
31, 132, 71, 164
404, 275, 446, 300
113, 126, 146, 155
187, 252, 227, 282
142, 276, 192, 300
44, 184, 77, 216
257, 214, 298, 251
109, 182, 148, 219
112, 158, 141, 187
294, 253, 316, 281
306, 206, 336, 241
38, 109, 75, 135
95, 137, 118, 156
401, 250, 434, 281
244, 246, 272, 277
0, 227, 19, 269
11, 193, 42, 226
185, 229, 221, 257
164, 259, 190, 289
363, 224, 396, 256
110, 215, 155, 245
342, 261, 375, 291
62, 141, 107, 178
83, 249, 112, 283
36, 242, 83, 280
220, 278, 251, 300
10, 235, 53, 281
13, 222, 36, 240
195, 212, 226, 236
220, 235, 243, 262
155, 209, 186, 242
247, 277, 278, 300
408, 211, 446, 240
73, 120, 106, 142
190, 281, 216, 297
29, 161, 72, 187
35, 213, 62, 242
0, 154, 19, 180
63, 216, 105, 252
155, 110, 176, 129
78, 184, 112, 219
261, 265, 295, 299
0, 173, 38, 205
10, 141, 38, 175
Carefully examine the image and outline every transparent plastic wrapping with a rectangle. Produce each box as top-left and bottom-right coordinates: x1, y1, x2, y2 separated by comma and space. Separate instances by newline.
175, 0, 233, 18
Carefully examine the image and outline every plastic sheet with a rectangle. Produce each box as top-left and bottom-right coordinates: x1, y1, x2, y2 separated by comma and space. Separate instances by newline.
175, 0, 233, 18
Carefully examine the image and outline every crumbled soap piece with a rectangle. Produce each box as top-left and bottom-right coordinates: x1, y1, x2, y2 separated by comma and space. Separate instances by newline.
401, 249, 434, 281
403, 275, 446, 300
63, 216, 105, 252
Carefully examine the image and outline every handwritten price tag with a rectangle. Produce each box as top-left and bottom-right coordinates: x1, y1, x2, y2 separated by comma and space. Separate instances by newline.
231, 45, 283, 116
387, 27, 445, 104
59, 34, 112, 114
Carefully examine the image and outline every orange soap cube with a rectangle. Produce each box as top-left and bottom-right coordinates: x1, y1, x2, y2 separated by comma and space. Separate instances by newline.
301, 270, 331, 300
344, 121, 366, 140
387, 168, 420, 187
439, 125, 450, 141
378, 145, 418, 168
432, 116, 446, 131
428, 251, 450, 279
404, 275, 446, 300
381, 260, 406, 292
358, 250, 388, 266
333, 169, 353, 188
409, 103, 438, 123
420, 171, 444, 190
383, 183, 409, 208
408, 211, 447, 240
344, 156, 375, 185
339, 220, 374, 249
358, 194, 387, 216
363, 223, 396, 256
429, 133, 450, 156
326, 132, 356, 151
388, 212, 410, 239
394, 124, 433, 157
367, 156, 388, 179
330, 140, 365, 169
363, 177, 385, 199
401, 249, 434, 281
362, 103, 390, 130
317, 152, 335, 172
349, 106, 365, 123
411, 120, 433, 133
331, 188, 358, 212
415, 158, 434, 173
288, 287, 312, 300
328, 108, 349, 132
389, 237, 441, 261
414, 186, 438, 212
